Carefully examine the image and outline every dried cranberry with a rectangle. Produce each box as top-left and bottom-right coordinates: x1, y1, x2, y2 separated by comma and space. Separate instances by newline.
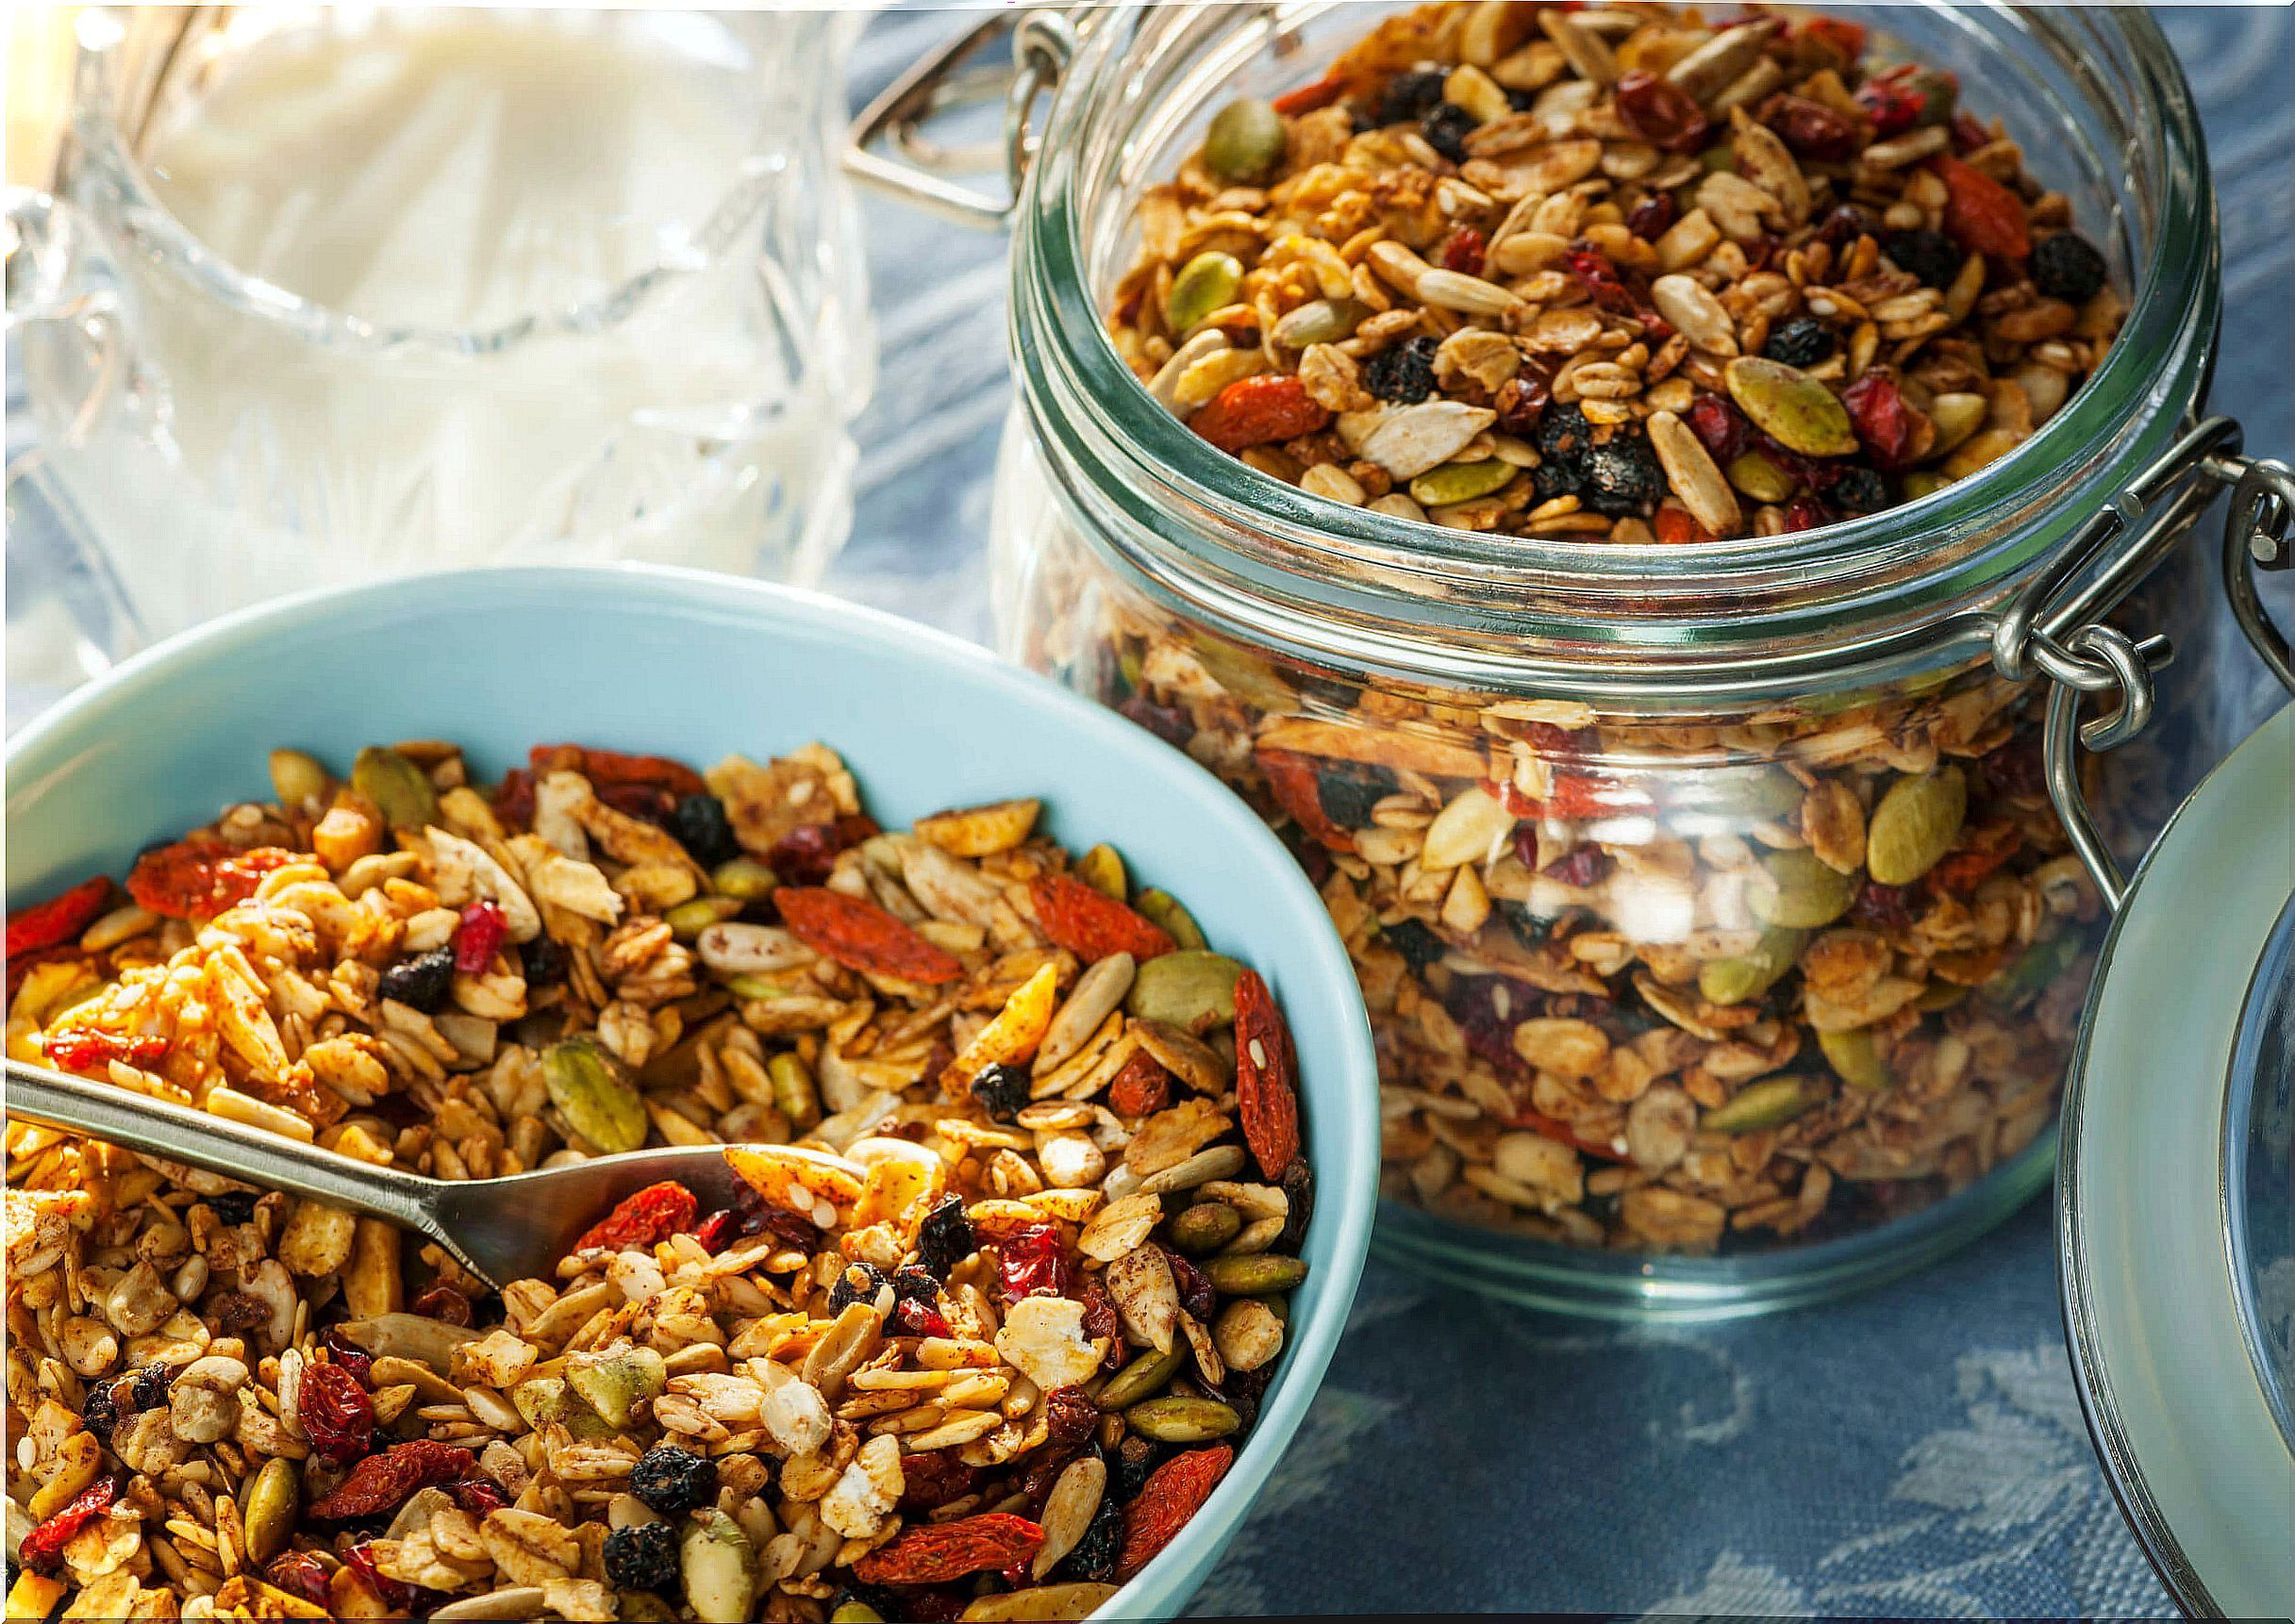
454, 899, 507, 974
411, 1284, 473, 1327
1982, 733, 2048, 802
598, 782, 677, 827
267, 1552, 332, 1607
1855, 65, 1930, 137
1117, 694, 1192, 750
450, 1477, 508, 1516
1615, 69, 1708, 151
299, 1360, 375, 1466
1493, 372, 1551, 436
1625, 192, 1678, 240
1280, 1159, 1315, 1250
1565, 244, 1638, 314
1950, 111, 1990, 154
1686, 392, 1752, 465
1841, 371, 1916, 470
1162, 1247, 1216, 1322
1781, 494, 1834, 532
892, 1297, 951, 1338
341, 1542, 441, 1614
1815, 203, 1879, 249
1540, 844, 1610, 887
897, 1452, 984, 1514
322, 1330, 374, 1380
1850, 881, 1915, 933
1765, 95, 1859, 163
996, 1223, 1075, 1300
1040, 1386, 1101, 1457
768, 816, 877, 886
1079, 1276, 1123, 1349
1443, 977, 1527, 1077
1439, 225, 1488, 276
693, 1209, 737, 1252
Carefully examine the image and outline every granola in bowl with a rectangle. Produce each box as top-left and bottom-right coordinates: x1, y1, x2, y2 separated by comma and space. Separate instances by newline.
1110, 1, 2123, 540
5, 737, 1316, 1622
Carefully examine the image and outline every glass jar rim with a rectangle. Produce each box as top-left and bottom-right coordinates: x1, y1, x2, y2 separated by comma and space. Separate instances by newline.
1012, 1, 2220, 695
59, 7, 815, 359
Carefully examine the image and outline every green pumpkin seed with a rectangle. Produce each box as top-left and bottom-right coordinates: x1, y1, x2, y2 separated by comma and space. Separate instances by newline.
727, 972, 802, 1002
832, 1607, 886, 1624
617, 1598, 681, 1624
709, 857, 775, 900
510, 1376, 614, 1439
241, 1456, 299, 1564
1096, 1345, 1186, 1411
1076, 844, 1127, 901
1704, 1075, 1814, 1133
1697, 926, 1808, 1005
1725, 449, 1800, 504
1900, 470, 1953, 501
267, 749, 330, 809
1723, 356, 1858, 457
1135, 889, 1207, 951
353, 745, 438, 831
1752, 849, 1858, 929
1866, 768, 1967, 886
1916, 981, 1969, 1013
768, 1052, 820, 1132
1987, 932, 2083, 1007
567, 1345, 667, 1427
1905, 68, 1957, 126
1126, 1394, 1240, 1443
1408, 458, 1518, 508
1166, 1201, 1243, 1255
664, 895, 742, 938
961, 1585, 1123, 1622
1272, 297, 1368, 349
681, 1510, 756, 1624
543, 1036, 647, 1154
1125, 951, 1244, 1035
1204, 97, 1287, 181
1817, 1026, 1891, 1090
1166, 251, 1244, 335
1202, 1253, 1307, 1296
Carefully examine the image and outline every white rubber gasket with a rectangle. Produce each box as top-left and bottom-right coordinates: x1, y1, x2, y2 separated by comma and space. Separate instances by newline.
2061, 703, 2295, 1617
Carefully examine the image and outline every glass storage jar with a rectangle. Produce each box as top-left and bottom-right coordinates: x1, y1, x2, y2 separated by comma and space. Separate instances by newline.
950, 1, 2287, 1317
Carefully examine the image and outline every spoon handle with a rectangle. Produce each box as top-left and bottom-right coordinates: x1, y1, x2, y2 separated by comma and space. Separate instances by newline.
5, 1057, 439, 1234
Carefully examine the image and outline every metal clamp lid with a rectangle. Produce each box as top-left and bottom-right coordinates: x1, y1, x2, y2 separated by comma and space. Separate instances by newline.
1991, 417, 2295, 910
844, 10, 1079, 230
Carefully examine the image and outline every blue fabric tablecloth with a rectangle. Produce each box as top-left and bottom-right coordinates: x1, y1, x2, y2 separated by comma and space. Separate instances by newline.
834, 9, 2295, 1616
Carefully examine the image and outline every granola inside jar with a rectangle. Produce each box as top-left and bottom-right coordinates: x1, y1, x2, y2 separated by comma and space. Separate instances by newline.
990, 1, 2240, 1313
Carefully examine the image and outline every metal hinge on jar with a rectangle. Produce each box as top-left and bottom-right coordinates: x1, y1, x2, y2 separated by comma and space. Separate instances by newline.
1986, 416, 2294, 909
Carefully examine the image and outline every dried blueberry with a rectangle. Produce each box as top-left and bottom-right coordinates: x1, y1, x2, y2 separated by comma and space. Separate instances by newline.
1499, 901, 1558, 946
376, 947, 455, 1014
80, 1382, 121, 1445
1881, 226, 1960, 290
630, 1446, 718, 1516
1279, 1160, 1315, 1251
1420, 101, 1477, 163
129, 1363, 172, 1411
969, 1061, 1030, 1123
1581, 430, 1665, 516
2032, 230, 2107, 304
521, 933, 567, 987
1383, 919, 1447, 975
670, 793, 740, 869
205, 1192, 258, 1227
603, 1522, 680, 1594
916, 1195, 974, 1279
1828, 466, 1890, 514
1761, 316, 1835, 369
1535, 401, 1595, 464
1315, 764, 1393, 828
889, 1265, 940, 1306
1060, 1496, 1128, 1583
1362, 335, 1439, 404
1373, 68, 1448, 127
826, 1260, 890, 1314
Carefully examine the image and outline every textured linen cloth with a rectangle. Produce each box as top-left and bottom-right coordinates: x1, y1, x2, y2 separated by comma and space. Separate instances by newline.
833, 8, 2295, 1616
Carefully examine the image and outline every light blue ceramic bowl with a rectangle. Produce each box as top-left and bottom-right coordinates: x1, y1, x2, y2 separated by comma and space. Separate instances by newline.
4, 564, 1378, 1620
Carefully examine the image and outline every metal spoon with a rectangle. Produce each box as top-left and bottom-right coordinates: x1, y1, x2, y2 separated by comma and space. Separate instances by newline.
4, 1057, 755, 1289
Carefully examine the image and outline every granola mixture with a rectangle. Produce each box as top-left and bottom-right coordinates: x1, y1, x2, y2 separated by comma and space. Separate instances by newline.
1110, 2, 2123, 540
5, 739, 1315, 1622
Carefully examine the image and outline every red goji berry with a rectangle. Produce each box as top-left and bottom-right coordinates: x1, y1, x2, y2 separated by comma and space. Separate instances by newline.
1841, 371, 1916, 470
1272, 70, 1346, 117
1855, 64, 1930, 138
454, 898, 507, 974
852, 1514, 1044, 1586
1614, 70, 1708, 151
1233, 969, 1302, 1179
309, 1440, 474, 1519
1189, 374, 1332, 454
527, 744, 707, 800
996, 1223, 1075, 1301
777, 887, 964, 985
7, 877, 110, 958
1254, 747, 1356, 855
1116, 1446, 1233, 1581
18, 1478, 116, 1574
298, 1361, 374, 1466
1933, 156, 2031, 259
42, 1028, 168, 1072
1655, 504, 1716, 545
127, 840, 295, 920
1028, 872, 1176, 964
574, 1181, 699, 1253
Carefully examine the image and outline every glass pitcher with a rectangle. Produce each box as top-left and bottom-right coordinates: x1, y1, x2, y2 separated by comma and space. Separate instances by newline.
6, 6, 874, 687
